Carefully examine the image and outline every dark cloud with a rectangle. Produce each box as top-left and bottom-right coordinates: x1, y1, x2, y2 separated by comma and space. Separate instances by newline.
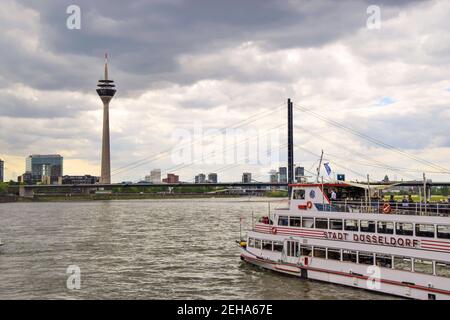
8, 0, 423, 93
0, 91, 94, 118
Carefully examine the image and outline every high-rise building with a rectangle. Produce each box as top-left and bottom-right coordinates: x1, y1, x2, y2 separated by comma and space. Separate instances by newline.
162, 173, 179, 183
145, 169, 161, 183
207, 173, 218, 183
25, 154, 63, 184
96, 53, 116, 184
151, 169, 162, 183
242, 172, 252, 183
195, 173, 206, 184
269, 169, 278, 183
295, 166, 305, 182
278, 167, 287, 183
18, 172, 42, 185
0, 159, 3, 182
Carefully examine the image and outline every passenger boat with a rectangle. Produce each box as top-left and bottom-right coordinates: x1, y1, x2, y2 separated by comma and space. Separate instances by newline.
239, 181, 450, 299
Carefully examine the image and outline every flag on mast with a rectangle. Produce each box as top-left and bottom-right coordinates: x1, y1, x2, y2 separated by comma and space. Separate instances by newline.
324, 162, 332, 176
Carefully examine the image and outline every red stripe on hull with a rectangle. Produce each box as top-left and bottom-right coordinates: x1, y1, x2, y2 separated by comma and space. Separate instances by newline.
276, 232, 324, 239
421, 239, 450, 245
420, 245, 450, 252
253, 229, 325, 236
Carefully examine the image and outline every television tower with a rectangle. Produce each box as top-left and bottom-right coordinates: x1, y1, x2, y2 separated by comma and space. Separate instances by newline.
96, 53, 116, 184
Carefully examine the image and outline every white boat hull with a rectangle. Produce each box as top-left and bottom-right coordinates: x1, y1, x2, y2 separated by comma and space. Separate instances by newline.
240, 247, 450, 300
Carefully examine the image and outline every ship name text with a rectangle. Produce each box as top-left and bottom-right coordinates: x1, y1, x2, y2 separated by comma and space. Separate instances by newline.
324, 231, 419, 248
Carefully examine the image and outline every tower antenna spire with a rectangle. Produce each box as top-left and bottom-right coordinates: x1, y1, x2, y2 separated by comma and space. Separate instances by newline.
104, 52, 109, 80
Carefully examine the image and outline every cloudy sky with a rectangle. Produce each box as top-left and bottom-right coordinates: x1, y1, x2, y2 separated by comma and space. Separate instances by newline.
0, 0, 449, 183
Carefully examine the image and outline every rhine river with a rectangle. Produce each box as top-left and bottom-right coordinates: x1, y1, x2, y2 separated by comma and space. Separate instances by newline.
0, 198, 395, 299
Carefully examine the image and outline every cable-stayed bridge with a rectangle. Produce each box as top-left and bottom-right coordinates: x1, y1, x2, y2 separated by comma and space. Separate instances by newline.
13, 98, 450, 197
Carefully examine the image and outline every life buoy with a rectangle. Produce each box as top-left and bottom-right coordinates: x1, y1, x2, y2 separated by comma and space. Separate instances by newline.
383, 203, 392, 214
307, 201, 313, 209
271, 227, 277, 235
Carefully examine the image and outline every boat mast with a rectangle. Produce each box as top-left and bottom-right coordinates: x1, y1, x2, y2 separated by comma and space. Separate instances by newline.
423, 172, 427, 215
367, 174, 371, 211
316, 150, 324, 182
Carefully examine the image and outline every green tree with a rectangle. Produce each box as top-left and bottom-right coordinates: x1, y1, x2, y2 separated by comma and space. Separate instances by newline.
0, 182, 8, 194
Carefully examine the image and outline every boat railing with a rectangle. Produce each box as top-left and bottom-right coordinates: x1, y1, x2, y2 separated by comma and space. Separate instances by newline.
321, 200, 450, 217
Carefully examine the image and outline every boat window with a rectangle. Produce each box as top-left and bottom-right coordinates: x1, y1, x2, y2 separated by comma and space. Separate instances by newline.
273, 241, 284, 252
254, 239, 262, 249
286, 241, 293, 256
262, 240, 272, 251
313, 246, 326, 258
296, 243, 301, 257
376, 254, 393, 268
315, 218, 328, 229
414, 258, 433, 274
302, 217, 314, 228
327, 248, 341, 261
342, 250, 357, 263
396, 222, 414, 236
344, 219, 358, 232
360, 220, 375, 233
330, 219, 343, 230
248, 238, 255, 248
358, 252, 374, 265
393, 256, 412, 272
289, 216, 301, 227
287, 241, 299, 257
300, 245, 312, 256
278, 216, 289, 226
377, 221, 394, 234
435, 261, 450, 278
415, 224, 435, 238
293, 189, 305, 200
437, 225, 450, 239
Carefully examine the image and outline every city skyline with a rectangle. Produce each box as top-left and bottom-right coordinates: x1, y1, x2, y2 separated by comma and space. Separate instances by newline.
0, 1, 450, 183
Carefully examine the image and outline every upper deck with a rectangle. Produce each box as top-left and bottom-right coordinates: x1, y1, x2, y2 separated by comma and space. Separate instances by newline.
287, 182, 450, 218
251, 183, 450, 255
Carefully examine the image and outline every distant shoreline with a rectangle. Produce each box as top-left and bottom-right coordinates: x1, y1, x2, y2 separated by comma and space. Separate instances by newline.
0, 195, 18, 203
1, 193, 287, 203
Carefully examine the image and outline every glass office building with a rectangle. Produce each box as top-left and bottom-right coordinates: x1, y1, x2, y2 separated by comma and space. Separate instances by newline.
0, 159, 4, 182
25, 155, 63, 184
278, 167, 287, 183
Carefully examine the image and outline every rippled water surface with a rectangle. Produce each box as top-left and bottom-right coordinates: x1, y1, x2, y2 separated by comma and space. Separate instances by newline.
0, 199, 394, 299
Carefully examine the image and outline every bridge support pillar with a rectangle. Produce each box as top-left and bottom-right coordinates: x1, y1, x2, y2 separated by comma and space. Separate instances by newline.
77, 187, 93, 195
19, 186, 34, 198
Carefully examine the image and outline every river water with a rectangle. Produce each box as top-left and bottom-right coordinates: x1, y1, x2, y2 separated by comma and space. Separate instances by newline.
0, 198, 394, 299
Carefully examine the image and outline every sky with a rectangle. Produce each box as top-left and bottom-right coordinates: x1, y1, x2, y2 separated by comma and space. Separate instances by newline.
0, 0, 449, 183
